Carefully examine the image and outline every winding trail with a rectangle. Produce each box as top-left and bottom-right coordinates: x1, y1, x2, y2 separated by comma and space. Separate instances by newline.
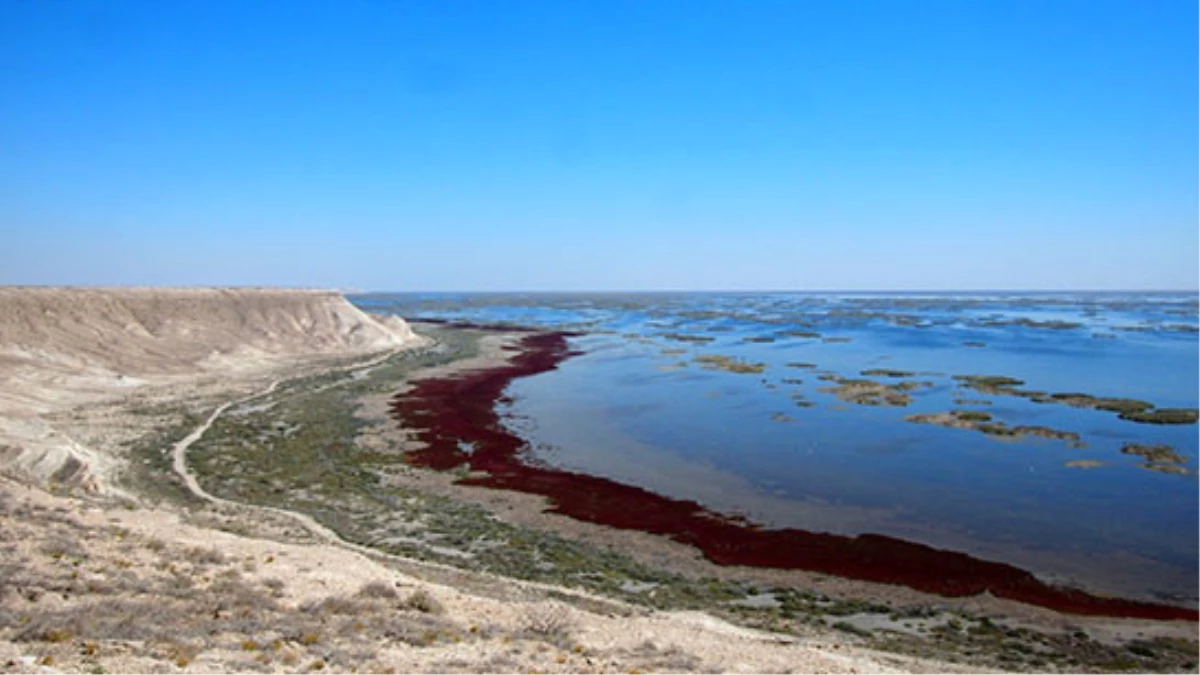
164, 347, 669, 626
170, 349, 407, 551
171, 379, 281, 502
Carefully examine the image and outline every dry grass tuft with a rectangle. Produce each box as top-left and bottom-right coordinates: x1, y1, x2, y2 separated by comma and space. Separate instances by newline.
521, 603, 575, 643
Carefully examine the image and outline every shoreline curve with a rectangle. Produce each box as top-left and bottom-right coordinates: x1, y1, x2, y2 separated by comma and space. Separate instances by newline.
389, 329, 1198, 622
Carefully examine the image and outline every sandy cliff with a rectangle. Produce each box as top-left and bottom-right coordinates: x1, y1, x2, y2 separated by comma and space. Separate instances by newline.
0, 287, 424, 490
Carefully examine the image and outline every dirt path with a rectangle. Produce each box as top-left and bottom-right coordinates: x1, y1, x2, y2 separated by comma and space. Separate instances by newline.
166, 348, 654, 618
170, 379, 281, 502
170, 349, 401, 551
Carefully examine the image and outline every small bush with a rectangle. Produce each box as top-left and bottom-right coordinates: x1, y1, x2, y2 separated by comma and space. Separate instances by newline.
522, 604, 574, 642
163, 642, 200, 669
42, 628, 73, 643
185, 547, 227, 566
356, 581, 398, 600
143, 537, 168, 553
302, 595, 363, 616
403, 589, 442, 614
261, 578, 286, 596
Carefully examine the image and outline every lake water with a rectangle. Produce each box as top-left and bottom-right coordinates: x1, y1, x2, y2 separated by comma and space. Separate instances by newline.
353, 292, 1198, 605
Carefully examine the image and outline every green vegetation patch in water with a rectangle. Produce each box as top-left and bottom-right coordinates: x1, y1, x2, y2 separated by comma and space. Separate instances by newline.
953, 375, 1197, 426
693, 354, 767, 374
1117, 408, 1200, 425
860, 369, 917, 378
1120, 443, 1192, 475
659, 332, 715, 344
905, 411, 1085, 447
1121, 443, 1186, 463
818, 377, 930, 407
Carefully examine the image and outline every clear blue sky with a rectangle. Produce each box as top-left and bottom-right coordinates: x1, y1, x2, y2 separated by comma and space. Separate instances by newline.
2, 0, 1196, 290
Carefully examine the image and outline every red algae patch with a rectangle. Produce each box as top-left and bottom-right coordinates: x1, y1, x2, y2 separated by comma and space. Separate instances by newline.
390, 332, 1198, 623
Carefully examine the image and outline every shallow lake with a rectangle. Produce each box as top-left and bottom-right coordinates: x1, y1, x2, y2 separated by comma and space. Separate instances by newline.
353, 292, 1199, 606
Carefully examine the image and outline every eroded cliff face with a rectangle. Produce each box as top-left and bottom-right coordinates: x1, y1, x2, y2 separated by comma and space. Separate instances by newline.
0, 287, 425, 490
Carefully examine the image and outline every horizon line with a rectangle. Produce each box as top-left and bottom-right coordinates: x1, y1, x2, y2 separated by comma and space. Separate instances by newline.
2, 284, 1197, 295
352, 288, 1200, 295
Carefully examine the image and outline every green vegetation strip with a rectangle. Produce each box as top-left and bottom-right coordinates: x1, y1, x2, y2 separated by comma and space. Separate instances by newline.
953, 375, 1198, 425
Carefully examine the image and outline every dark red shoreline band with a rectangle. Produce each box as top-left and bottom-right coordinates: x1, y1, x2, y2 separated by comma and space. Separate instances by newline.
389, 330, 1198, 622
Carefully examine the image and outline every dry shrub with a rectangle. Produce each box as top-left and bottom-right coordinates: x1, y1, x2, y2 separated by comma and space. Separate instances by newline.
184, 546, 227, 566
356, 581, 398, 600
302, 595, 364, 616
261, 577, 286, 596
142, 537, 168, 553
207, 576, 277, 612
163, 641, 201, 669
14, 598, 187, 642
403, 588, 442, 614
40, 535, 86, 560
627, 640, 702, 672
375, 613, 454, 647
521, 603, 575, 642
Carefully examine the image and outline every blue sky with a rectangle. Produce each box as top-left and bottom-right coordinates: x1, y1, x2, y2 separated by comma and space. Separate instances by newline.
2, 0, 1196, 290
